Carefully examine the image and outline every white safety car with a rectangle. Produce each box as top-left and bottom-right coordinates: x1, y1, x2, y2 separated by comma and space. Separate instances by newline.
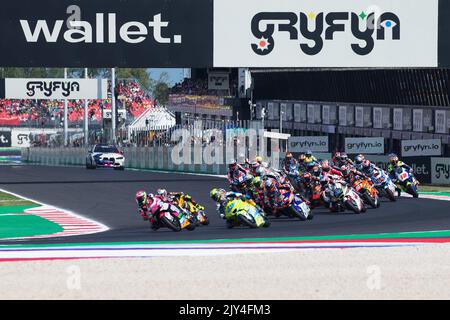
86, 144, 125, 170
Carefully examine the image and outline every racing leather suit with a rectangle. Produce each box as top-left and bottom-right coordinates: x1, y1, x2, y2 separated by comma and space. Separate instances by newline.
227, 164, 248, 184
216, 191, 249, 219
388, 161, 413, 181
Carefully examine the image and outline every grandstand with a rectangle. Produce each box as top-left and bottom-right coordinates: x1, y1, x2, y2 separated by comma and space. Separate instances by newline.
0, 79, 156, 129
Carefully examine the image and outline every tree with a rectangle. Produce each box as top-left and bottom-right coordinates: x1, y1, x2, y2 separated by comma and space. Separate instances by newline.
151, 72, 171, 105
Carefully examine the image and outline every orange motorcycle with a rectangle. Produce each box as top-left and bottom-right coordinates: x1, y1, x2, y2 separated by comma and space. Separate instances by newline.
352, 177, 380, 209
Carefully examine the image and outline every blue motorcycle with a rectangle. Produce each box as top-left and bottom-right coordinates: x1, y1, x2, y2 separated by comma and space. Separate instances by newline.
370, 168, 397, 201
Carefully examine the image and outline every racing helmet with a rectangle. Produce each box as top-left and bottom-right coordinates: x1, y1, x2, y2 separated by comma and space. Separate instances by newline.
228, 159, 237, 170
354, 154, 364, 165
302, 172, 312, 183
312, 163, 320, 173
362, 160, 371, 168
254, 156, 263, 164
340, 152, 348, 162
135, 190, 147, 206
298, 153, 306, 162
321, 160, 330, 172
156, 188, 167, 198
210, 188, 225, 202
252, 176, 263, 189
264, 179, 276, 193
184, 194, 192, 201
285, 152, 293, 160
251, 161, 261, 175
388, 153, 399, 165
305, 150, 312, 157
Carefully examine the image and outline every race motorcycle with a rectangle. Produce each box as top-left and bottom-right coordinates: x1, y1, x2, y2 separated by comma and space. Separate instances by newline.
270, 187, 313, 221
230, 170, 250, 194
326, 181, 366, 214
306, 179, 324, 209
370, 169, 397, 202
138, 200, 197, 232
220, 198, 270, 229
171, 193, 209, 226
393, 167, 419, 198
284, 163, 303, 193
352, 177, 380, 208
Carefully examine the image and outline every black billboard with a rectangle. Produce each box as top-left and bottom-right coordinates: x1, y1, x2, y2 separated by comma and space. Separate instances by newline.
0, 131, 12, 148
0, 0, 213, 68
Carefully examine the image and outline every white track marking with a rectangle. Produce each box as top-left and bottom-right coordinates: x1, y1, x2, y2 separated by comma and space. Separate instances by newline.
0, 241, 427, 260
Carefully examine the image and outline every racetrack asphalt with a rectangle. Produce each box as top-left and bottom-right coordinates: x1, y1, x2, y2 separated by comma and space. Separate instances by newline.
0, 165, 450, 245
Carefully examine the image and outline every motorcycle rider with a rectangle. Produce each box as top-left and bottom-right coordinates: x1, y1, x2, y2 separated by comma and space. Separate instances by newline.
248, 176, 266, 208
358, 159, 382, 178
340, 164, 367, 186
135, 191, 164, 230
227, 159, 250, 192
321, 160, 343, 180
333, 152, 353, 168
321, 177, 344, 212
297, 152, 308, 172
353, 154, 365, 171
254, 155, 270, 168
282, 152, 298, 174
166, 191, 201, 210
250, 160, 267, 178
227, 159, 248, 182
304, 150, 318, 166
299, 171, 320, 201
308, 162, 322, 180
281, 151, 301, 188
387, 153, 416, 196
156, 188, 169, 201
241, 158, 252, 170
210, 188, 254, 227
262, 176, 289, 215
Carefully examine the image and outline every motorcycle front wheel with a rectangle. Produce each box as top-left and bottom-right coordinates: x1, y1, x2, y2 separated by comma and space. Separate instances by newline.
160, 214, 182, 232
288, 206, 308, 221
363, 193, 377, 209
345, 200, 362, 214
237, 214, 258, 228
407, 185, 419, 198
385, 188, 397, 202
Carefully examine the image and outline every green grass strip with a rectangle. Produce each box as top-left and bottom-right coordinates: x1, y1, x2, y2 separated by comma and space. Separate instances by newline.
0, 205, 39, 215
0, 215, 63, 239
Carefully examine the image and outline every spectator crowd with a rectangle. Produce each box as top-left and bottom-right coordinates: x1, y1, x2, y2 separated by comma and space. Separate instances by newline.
0, 80, 156, 127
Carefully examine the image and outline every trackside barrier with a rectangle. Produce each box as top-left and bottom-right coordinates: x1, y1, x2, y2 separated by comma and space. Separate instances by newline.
22, 147, 228, 175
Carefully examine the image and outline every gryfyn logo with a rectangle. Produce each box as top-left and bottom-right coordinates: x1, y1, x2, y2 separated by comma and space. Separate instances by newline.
19, 9, 182, 44
251, 10, 400, 56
